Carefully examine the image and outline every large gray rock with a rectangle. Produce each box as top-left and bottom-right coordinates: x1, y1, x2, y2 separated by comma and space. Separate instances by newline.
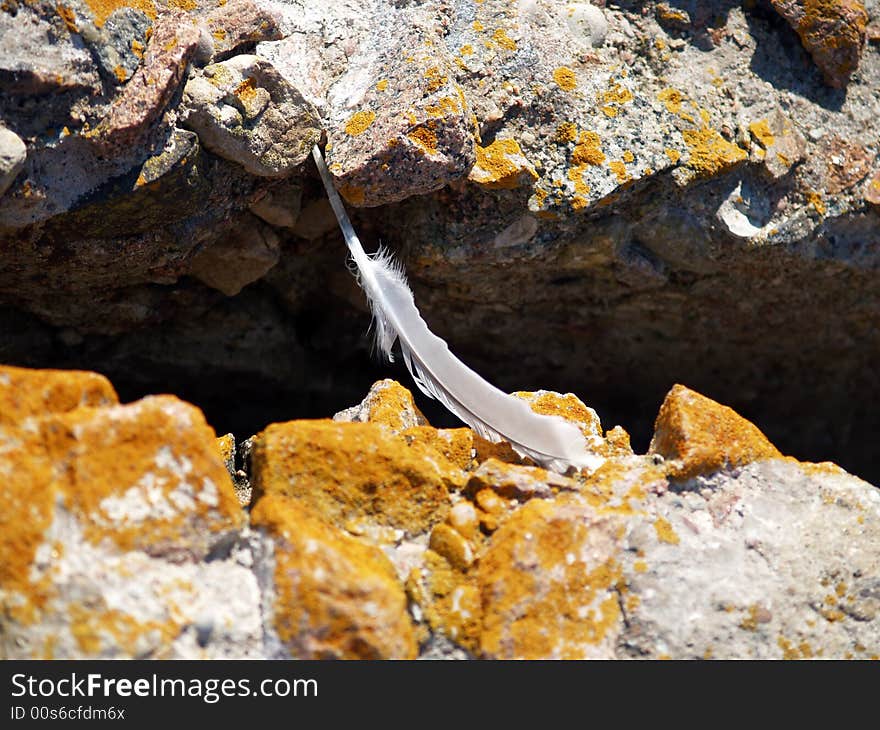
0, 127, 26, 198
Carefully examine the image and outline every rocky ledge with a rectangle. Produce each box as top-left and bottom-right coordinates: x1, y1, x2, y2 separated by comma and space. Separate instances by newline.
2, 364, 877, 660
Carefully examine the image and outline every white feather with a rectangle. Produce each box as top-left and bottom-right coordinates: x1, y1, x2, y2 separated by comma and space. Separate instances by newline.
312, 145, 600, 473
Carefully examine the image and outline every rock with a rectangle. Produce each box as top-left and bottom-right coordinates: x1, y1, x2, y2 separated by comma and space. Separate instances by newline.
333, 378, 429, 432
747, 110, 807, 180
865, 170, 880, 207
324, 14, 476, 206
188, 212, 281, 296
87, 7, 154, 85
478, 495, 625, 659
204, 0, 283, 62
250, 419, 461, 537
649, 384, 782, 481
562, 1, 609, 48
466, 458, 577, 501
0, 366, 254, 658
89, 13, 200, 155
247, 179, 302, 228
0, 127, 26, 198
180, 54, 321, 177
250, 493, 417, 659
618, 458, 880, 659
770, 0, 868, 88
468, 138, 538, 190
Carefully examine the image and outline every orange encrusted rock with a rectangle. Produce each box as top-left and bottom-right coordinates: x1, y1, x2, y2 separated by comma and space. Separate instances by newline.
401, 426, 475, 470
649, 384, 782, 480
250, 419, 461, 535
0, 364, 117, 426
478, 494, 624, 659
513, 389, 603, 437
333, 379, 428, 433
251, 494, 417, 659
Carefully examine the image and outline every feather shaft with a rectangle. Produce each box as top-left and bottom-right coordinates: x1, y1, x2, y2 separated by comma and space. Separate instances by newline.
312, 145, 600, 473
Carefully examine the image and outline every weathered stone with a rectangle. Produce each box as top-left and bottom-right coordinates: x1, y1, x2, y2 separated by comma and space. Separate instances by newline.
89, 13, 200, 154
324, 15, 476, 206
181, 54, 320, 177
466, 458, 577, 501
747, 110, 807, 180
0, 127, 26, 199
649, 384, 782, 481
0, 367, 252, 658
250, 419, 460, 537
188, 212, 280, 296
333, 378, 429, 433
478, 495, 625, 659
770, 0, 868, 88
204, 0, 283, 62
247, 179, 302, 228
618, 458, 880, 659
251, 493, 417, 659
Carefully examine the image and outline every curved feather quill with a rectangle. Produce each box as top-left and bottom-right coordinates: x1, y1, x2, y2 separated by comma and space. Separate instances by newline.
312, 145, 600, 473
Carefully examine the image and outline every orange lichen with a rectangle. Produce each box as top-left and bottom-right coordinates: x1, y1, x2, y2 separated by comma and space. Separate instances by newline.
429, 523, 475, 571
609, 160, 629, 184
472, 20, 484, 32
84, 0, 157, 27
469, 138, 538, 189
554, 121, 578, 144
376, 79, 388, 92
56, 4, 79, 33
211, 28, 226, 41
344, 110, 376, 136
251, 494, 417, 659
571, 130, 605, 166
408, 126, 438, 154
478, 496, 624, 659
493, 28, 517, 51
552, 66, 578, 92
653, 516, 680, 544
424, 66, 448, 93
402, 426, 474, 470
622, 150, 635, 163
113, 65, 127, 82
649, 384, 782, 480
657, 87, 684, 114
805, 189, 826, 215
665, 147, 681, 163
748, 119, 776, 149
681, 128, 747, 177
68, 604, 177, 657
425, 95, 461, 118
460, 44, 474, 56
633, 560, 648, 573
250, 419, 458, 535
131, 39, 145, 58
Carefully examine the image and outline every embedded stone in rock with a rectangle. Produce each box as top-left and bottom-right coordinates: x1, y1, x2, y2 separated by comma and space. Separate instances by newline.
618, 459, 880, 659
466, 458, 578, 501
188, 212, 281, 296
770, 0, 868, 88
250, 493, 417, 659
89, 13, 200, 154
250, 419, 459, 536
0, 127, 27, 199
747, 110, 806, 180
478, 494, 625, 659
180, 54, 321, 177
204, 0, 283, 62
333, 379, 429, 433
325, 22, 476, 207
649, 384, 782, 481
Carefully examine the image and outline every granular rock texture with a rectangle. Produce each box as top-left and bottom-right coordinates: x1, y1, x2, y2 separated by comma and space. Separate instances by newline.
1, 367, 878, 659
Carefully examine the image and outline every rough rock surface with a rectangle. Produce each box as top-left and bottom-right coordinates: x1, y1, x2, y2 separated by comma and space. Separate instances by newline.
0, 0, 879, 485
1, 366, 878, 659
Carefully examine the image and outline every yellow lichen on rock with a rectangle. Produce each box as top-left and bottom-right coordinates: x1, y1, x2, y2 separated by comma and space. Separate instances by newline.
478, 495, 624, 659
649, 384, 782, 480
468, 138, 538, 189
571, 130, 605, 166
748, 119, 776, 149
84, 0, 157, 28
681, 128, 747, 178
402, 426, 474, 470
250, 419, 459, 535
251, 494, 417, 659
552, 66, 578, 92
513, 389, 603, 437
344, 110, 376, 136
